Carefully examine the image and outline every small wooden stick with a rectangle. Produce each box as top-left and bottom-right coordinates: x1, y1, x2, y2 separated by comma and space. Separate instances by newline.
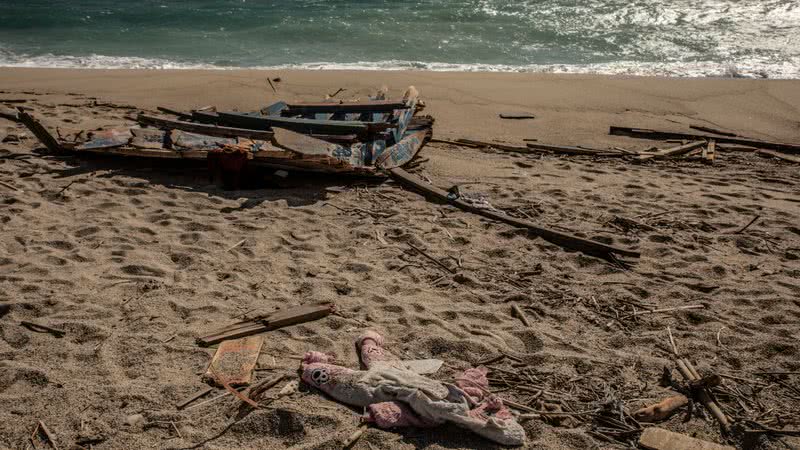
226, 239, 246, 253
20, 321, 65, 338
734, 215, 760, 234
0, 180, 21, 192
407, 243, 456, 274
176, 387, 214, 410
208, 366, 258, 408
623, 305, 704, 320
511, 303, 531, 327
668, 327, 678, 356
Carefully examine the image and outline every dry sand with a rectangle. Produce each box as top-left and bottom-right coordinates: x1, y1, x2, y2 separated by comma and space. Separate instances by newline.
0, 68, 799, 449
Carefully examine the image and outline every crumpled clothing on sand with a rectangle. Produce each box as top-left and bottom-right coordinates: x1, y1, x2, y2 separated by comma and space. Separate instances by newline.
299, 330, 526, 446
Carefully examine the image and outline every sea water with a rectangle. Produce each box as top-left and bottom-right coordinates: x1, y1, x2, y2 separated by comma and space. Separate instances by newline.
0, 0, 798, 78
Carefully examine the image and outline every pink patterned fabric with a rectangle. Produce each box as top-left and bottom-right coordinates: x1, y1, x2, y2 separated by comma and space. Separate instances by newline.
299, 331, 526, 446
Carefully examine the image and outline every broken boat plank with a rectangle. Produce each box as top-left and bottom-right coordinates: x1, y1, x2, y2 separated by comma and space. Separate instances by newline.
374, 129, 429, 169
387, 167, 640, 259
757, 149, 800, 163
197, 303, 335, 347
639, 427, 734, 450
637, 141, 707, 161
610, 126, 800, 154
16, 110, 62, 152
138, 114, 275, 141
203, 336, 264, 387
214, 112, 387, 136
282, 100, 408, 116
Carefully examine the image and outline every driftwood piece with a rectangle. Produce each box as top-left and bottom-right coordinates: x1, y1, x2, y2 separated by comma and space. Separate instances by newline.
16, 110, 62, 152
639, 427, 734, 450
637, 141, 707, 161
387, 167, 640, 259
633, 395, 688, 422
757, 149, 800, 163
499, 112, 535, 120
197, 303, 335, 347
690, 125, 737, 137
511, 304, 531, 327
20, 320, 65, 338
526, 142, 627, 157
610, 126, 800, 154
176, 387, 214, 410
203, 336, 264, 386
456, 138, 531, 153
138, 114, 275, 141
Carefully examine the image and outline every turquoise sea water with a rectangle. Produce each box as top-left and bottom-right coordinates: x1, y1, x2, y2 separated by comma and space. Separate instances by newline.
0, 0, 798, 77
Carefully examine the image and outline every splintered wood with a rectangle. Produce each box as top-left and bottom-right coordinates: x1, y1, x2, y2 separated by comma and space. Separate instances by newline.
203, 336, 264, 387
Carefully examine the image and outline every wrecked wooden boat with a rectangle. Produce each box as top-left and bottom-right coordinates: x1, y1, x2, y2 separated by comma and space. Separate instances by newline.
15, 87, 433, 179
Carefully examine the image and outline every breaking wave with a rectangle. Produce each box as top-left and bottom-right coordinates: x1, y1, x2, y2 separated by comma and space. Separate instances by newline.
1, 50, 798, 79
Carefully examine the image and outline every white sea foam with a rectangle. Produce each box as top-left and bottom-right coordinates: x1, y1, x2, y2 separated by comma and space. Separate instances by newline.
0, 50, 798, 79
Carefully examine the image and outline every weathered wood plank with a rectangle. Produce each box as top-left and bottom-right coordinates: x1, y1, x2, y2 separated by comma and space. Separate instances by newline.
203, 336, 264, 387
639, 427, 734, 450
637, 141, 707, 161
197, 303, 335, 347
610, 126, 800, 154
216, 111, 384, 136
16, 110, 62, 152
387, 167, 640, 259
138, 114, 275, 141
283, 100, 407, 116
757, 149, 800, 163
527, 142, 626, 156
130, 127, 167, 149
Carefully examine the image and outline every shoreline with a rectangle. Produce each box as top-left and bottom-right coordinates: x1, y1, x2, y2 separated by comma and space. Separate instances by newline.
2, 67, 798, 146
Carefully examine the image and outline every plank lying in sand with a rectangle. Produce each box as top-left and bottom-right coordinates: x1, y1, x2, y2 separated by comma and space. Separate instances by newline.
637, 141, 707, 161
526, 142, 628, 157
757, 149, 800, 163
610, 126, 800, 154
281, 100, 408, 116
197, 303, 335, 347
387, 167, 640, 259
137, 114, 275, 141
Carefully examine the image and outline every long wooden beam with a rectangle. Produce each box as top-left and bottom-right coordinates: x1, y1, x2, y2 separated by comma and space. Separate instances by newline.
387, 167, 640, 259
283, 100, 407, 116
610, 126, 800, 154
137, 114, 274, 141
216, 111, 382, 136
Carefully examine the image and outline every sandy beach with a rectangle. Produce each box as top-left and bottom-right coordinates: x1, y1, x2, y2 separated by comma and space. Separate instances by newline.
1, 68, 799, 449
